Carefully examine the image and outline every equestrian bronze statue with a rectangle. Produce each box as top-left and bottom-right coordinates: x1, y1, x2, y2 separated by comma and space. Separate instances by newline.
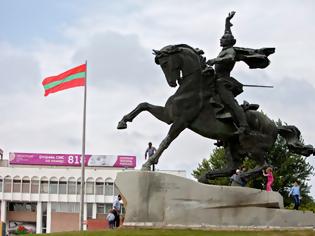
117, 12, 314, 182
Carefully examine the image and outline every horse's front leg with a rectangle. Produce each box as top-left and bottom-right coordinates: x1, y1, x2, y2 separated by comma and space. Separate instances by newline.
117, 102, 171, 129
242, 151, 269, 178
142, 120, 186, 170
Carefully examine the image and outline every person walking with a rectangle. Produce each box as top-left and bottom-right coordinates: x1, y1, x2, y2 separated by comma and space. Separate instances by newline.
112, 194, 122, 228
288, 181, 301, 210
145, 142, 157, 171
262, 167, 274, 192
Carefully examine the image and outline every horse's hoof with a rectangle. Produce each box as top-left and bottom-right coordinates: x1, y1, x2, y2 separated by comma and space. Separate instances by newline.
117, 121, 127, 129
141, 163, 151, 171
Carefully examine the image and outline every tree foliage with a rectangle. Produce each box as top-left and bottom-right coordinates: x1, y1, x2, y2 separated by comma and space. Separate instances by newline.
192, 120, 315, 208
192, 147, 230, 186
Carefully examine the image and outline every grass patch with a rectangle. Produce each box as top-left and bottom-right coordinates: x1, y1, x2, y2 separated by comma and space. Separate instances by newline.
32, 228, 315, 236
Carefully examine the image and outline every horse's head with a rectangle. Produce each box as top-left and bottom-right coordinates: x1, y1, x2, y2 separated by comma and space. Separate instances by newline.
153, 44, 203, 87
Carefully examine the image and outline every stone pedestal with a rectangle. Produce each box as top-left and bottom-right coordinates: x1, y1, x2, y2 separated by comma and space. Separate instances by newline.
115, 171, 315, 228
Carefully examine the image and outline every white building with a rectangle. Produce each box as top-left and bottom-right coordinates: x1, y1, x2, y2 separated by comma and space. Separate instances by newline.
0, 153, 186, 234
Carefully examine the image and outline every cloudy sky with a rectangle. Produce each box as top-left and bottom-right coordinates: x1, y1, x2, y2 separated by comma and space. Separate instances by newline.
0, 0, 314, 197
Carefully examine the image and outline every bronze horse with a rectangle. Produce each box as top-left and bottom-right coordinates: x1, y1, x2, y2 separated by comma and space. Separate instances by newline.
117, 44, 314, 182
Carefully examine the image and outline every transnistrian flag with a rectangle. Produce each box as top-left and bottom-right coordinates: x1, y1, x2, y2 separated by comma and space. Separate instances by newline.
42, 64, 86, 96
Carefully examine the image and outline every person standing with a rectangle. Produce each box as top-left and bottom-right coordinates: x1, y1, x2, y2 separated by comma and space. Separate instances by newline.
239, 166, 248, 186
288, 181, 301, 210
262, 167, 274, 192
230, 169, 244, 186
112, 194, 122, 228
145, 142, 157, 171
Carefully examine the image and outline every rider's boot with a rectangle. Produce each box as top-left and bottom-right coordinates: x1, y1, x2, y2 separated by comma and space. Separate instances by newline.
233, 108, 250, 135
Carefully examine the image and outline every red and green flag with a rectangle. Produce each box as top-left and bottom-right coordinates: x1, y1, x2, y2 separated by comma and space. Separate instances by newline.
42, 64, 86, 96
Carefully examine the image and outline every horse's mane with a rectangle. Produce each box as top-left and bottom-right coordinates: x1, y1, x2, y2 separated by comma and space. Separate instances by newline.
175, 44, 205, 56
154, 44, 207, 68
175, 44, 207, 69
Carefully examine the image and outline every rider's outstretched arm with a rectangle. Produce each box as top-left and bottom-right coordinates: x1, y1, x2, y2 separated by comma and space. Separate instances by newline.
207, 50, 236, 66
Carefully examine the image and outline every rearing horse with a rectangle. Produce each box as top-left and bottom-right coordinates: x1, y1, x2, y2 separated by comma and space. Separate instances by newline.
117, 44, 314, 181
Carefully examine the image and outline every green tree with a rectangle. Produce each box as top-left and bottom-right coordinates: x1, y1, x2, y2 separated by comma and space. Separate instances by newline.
192, 120, 315, 208
192, 147, 229, 186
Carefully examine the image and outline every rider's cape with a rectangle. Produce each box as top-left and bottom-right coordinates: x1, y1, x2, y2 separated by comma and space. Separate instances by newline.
234, 47, 275, 69
209, 47, 275, 121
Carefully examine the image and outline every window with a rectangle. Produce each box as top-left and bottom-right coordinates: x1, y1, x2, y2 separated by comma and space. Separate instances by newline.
87, 203, 93, 219
77, 179, 81, 194
42, 202, 47, 233
97, 203, 112, 214
40, 178, 48, 193
95, 178, 104, 195
86, 178, 94, 195
51, 202, 79, 213
59, 177, 67, 194
105, 178, 113, 196
13, 177, 21, 192
22, 177, 30, 193
8, 202, 36, 212
105, 203, 112, 213
68, 177, 76, 194
49, 177, 58, 194
31, 177, 39, 193
96, 204, 104, 214
4, 176, 12, 192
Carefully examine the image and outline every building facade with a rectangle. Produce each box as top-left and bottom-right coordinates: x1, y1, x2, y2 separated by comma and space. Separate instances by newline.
0, 159, 125, 234
0, 154, 186, 234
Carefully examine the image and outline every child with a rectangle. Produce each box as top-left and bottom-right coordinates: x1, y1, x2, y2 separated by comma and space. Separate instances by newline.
106, 209, 116, 229
262, 167, 274, 192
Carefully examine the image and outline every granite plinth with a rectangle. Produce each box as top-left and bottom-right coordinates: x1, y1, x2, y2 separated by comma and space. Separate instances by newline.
115, 171, 315, 228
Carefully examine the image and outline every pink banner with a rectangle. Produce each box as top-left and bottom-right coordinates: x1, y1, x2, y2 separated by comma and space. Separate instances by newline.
9, 152, 136, 168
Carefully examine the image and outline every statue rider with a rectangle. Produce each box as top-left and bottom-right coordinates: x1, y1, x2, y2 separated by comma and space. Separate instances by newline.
207, 11, 248, 135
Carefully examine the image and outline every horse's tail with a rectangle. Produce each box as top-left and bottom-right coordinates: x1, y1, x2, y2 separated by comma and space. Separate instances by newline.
277, 125, 315, 156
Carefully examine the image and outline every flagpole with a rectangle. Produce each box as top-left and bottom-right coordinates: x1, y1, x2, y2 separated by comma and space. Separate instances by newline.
79, 61, 87, 231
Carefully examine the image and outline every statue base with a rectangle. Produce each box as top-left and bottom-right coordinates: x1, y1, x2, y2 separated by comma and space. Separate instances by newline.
115, 171, 315, 228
